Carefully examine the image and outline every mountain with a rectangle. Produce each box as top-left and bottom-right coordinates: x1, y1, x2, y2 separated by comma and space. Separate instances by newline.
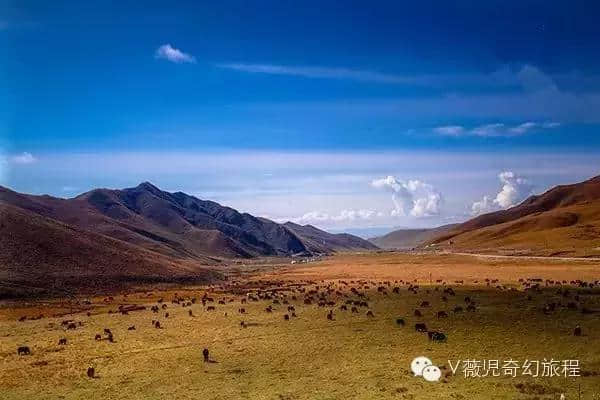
0, 201, 220, 297
0, 182, 375, 261
328, 226, 399, 239
428, 175, 600, 257
369, 224, 458, 249
283, 222, 378, 253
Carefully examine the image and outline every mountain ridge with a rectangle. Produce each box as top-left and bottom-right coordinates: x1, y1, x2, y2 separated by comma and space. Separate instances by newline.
0, 182, 376, 261
427, 174, 600, 256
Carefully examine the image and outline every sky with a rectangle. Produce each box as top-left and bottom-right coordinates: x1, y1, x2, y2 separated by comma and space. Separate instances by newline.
1, 1, 600, 235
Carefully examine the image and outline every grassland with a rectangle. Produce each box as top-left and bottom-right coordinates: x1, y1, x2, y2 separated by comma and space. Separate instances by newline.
1, 252, 600, 399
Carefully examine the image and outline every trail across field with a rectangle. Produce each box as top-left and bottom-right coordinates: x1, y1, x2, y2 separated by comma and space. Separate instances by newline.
447, 251, 600, 262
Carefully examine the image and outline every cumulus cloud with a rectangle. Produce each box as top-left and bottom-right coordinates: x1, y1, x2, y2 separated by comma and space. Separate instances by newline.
293, 209, 383, 224
471, 171, 533, 215
471, 195, 494, 215
11, 152, 37, 164
494, 171, 533, 208
155, 44, 196, 64
372, 176, 442, 218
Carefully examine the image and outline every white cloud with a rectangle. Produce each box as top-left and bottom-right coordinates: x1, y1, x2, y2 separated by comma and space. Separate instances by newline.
11, 152, 37, 164
372, 176, 442, 218
434, 121, 560, 137
471, 171, 533, 215
471, 123, 507, 136
155, 44, 196, 64
471, 195, 494, 215
216, 63, 537, 87
217, 63, 415, 84
293, 209, 382, 224
433, 125, 465, 136
495, 171, 532, 208
508, 122, 538, 134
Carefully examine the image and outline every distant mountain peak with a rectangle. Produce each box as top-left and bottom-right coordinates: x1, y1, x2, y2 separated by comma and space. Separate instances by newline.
135, 181, 161, 192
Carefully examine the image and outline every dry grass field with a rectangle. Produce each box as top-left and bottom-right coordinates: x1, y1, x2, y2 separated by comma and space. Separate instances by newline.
1, 252, 600, 399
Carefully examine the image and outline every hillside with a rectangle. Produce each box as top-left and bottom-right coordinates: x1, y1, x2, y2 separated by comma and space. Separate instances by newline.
283, 222, 378, 253
0, 183, 375, 261
369, 224, 458, 249
430, 175, 600, 257
0, 202, 220, 297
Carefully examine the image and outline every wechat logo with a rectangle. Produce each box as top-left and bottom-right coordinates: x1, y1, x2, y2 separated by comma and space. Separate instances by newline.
411, 356, 442, 382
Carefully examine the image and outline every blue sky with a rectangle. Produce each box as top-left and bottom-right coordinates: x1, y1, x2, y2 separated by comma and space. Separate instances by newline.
2, 1, 600, 233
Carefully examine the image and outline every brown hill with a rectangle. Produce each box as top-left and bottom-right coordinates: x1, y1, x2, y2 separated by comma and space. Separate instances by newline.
0, 182, 308, 259
283, 222, 378, 253
0, 201, 220, 298
0, 183, 375, 262
430, 175, 600, 257
369, 224, 458, 249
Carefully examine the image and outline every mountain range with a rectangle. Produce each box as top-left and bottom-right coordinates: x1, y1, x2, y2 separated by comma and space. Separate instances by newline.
3, 174, 600, 296
0, 182, 376, 259
0, 182, 375, 295
369, 224, 458, 249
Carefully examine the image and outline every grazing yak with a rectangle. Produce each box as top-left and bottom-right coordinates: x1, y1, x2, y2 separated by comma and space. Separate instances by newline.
203, 348, 210, 362
58, 338, 67, 345
87, 367, 95, 378
428, 331, 447, 342
574, 325, 582, 336
414, 309, 423, 317
17, 346, 31, 355
415, 323, 427, 332
396, 318, 405, 326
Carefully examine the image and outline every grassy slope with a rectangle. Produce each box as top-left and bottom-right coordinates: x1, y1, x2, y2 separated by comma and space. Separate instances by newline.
0, 202, 220, 295
424, 176, 600, 257
437, 202, 600, 257
1, 253, 599, 399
